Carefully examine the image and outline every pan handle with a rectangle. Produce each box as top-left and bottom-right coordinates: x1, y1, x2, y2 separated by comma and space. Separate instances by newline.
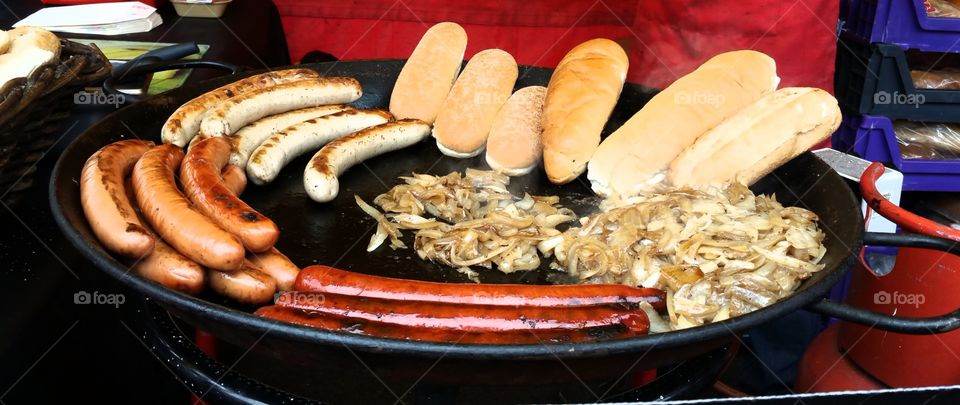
805, 301, 960, 334
804, 230, 960, 334
130, 296, 318, 405
860, 162, 960, 242
103, 59, 242, 104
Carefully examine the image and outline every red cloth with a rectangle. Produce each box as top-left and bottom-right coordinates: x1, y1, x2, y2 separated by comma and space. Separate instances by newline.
275, 0, 838, 92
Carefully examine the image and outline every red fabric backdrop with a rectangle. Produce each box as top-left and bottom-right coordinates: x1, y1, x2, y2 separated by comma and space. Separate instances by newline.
275, 0, 839, 92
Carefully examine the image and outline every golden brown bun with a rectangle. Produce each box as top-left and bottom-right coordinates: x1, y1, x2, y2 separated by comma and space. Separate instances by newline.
389, 22, 468, 124
485, 86, 547, 176
668, 88, 841, 187
433, 49, 518, 157
0, 27, 60, 89
541, 38, 628, 184
587, 50, 778, 198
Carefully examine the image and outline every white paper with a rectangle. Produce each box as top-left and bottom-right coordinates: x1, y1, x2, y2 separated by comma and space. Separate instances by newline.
14, 2, 156, 28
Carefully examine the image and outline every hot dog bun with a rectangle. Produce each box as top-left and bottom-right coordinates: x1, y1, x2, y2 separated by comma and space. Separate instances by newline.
484, 86, 547, 176
389, 22, 468, 124
433, 49, 518, 158
668, 87, 841, 187
541, 39, 628, 185
587, 50, 779, 198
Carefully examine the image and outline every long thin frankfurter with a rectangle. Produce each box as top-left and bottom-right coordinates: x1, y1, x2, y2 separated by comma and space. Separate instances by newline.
80, 139, 156, 258
303, 119, 431, 202
246, 109, 393, 185
273, 292, 650, 333
246, 247, 300, 291
198, 77, 362, 139
255, 305, 646, 344
207, 260, 277, 305
132, 144, 245, 271
181, 137, 279, 252
162, 69, 320, 147
295, 265, 667, 311
228, 105, 356, 168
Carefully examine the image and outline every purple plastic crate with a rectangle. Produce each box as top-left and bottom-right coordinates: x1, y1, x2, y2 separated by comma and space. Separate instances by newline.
832, 113, 960, 191
845, 0, 960, 52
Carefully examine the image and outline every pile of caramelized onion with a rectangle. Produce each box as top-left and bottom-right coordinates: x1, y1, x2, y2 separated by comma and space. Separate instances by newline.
357, 169, 576, 276
359, 171, 828, 331
539, 183, 826, 329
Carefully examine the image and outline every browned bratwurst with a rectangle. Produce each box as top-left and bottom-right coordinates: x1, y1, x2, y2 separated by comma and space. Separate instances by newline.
121, 177, 205, 295
207, 260, 277, 305
80, 139, 156, 258
181, 137, 279, 252
246, 247, 300, 291
220, 164, 247, 195
132, 144, 245, 271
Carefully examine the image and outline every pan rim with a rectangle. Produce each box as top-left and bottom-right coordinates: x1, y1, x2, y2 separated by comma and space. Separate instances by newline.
49, 60, 864, 360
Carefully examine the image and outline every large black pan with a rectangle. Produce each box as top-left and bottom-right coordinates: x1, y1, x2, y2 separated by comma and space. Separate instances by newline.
49, 60, 960, 393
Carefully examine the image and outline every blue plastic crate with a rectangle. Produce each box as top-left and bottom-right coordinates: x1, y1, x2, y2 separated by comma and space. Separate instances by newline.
832, 112, 960, 191
844, 0, 960, 52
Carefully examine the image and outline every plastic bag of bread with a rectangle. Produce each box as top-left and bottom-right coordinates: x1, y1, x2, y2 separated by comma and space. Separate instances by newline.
911, 68, 960, 89
925, 0, 960, 18
894, 121, 960, 159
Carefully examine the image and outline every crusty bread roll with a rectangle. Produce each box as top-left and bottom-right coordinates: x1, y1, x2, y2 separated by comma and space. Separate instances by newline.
668, 87, 841, 187
587, 50, 778, 198
485, 86, 547, 176
0, 27, 60, 90
541, 38, 628, 185
433, 48, 518, 158
389, 22, 468, 124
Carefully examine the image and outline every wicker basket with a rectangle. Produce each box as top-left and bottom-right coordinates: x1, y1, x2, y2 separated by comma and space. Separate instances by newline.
0, 39, 111, 205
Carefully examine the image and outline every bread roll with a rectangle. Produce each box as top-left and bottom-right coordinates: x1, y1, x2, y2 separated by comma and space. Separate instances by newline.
485, 86, 547, 176
668, 87, 841, 187
0, 30, 10, 54
0, 27, 60, 90
587, 50, 779, 198
433, 49, 518, 158
389, 22, 468, 124
541, 38, 628, 185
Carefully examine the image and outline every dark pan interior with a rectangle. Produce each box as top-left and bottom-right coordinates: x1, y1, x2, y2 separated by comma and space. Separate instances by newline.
50, 60, 864, 361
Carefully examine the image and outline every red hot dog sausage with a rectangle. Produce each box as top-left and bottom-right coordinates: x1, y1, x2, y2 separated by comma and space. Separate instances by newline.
181, 137, 279, 253
273, 292, 650, 333
80, 139, 156, 258
132, 144, 245, 271
255, 305, 647, 344
294, 265, 666, 311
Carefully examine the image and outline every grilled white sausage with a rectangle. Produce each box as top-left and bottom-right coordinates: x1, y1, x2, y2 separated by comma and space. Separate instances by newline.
227, 105, 355, 168
198, 77, 362, 139
303, 119, 431, 202
161, 69, 319, 147
245, 109, 393, 185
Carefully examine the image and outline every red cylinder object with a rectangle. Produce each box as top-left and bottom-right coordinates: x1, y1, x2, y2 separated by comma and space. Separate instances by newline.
838, 247, 960, 387
795, 323, 885, 392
